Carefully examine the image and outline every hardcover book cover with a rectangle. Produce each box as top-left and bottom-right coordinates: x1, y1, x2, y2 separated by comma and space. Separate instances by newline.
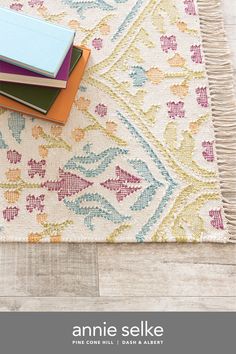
0, 46, 91, 124
0, 46, 77, 88
0, 7, 75, 77
0, 47, 83, 114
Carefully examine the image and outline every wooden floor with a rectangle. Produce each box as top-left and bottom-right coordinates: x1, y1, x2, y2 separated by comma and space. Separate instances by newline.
0, 0, 235, 311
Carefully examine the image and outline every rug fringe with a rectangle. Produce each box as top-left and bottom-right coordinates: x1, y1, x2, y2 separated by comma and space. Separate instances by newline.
197, 0, 236, 242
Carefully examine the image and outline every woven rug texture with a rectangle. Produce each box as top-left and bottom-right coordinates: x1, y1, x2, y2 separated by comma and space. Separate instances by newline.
0, 0, 235, 243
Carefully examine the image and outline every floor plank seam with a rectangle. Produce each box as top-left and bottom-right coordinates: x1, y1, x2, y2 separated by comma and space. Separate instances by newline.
95, 244, 100, 297
0, 296, 235, 299
161, 262, 236, 266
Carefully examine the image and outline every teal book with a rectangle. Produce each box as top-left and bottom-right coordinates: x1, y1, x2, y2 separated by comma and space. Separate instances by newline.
0, 7, 75, 78
0, 47, 83, 114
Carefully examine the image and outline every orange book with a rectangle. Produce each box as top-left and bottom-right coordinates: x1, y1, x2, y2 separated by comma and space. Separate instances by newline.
0, 46, 90, 125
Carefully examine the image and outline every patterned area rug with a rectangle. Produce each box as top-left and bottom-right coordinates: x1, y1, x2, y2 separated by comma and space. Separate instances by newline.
0, 0, 235, 243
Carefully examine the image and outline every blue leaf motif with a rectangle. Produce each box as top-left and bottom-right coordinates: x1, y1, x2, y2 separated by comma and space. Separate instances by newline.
62, 0, 115, 19
131, 184, 158, 211
64, 193, 130, 230
112, 0, 144, 41
64, 144, 128, 177
8, 112, 25, 143
129, 66, 147, 87
79, 86, 87, 92
129, 160, 163, 211
0, 131, 8, 149
129, 160, 162, 185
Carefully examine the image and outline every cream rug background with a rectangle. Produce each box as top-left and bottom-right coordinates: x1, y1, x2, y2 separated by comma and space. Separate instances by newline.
0, 0, 235, 242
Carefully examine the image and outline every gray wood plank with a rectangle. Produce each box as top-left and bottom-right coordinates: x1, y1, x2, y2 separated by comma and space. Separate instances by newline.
224, 25, 236, 68
220, 0, 236, 90
0, 244, 98, 297
222, 0, 236, 25
0, 296, 235, 312
98, 244, 236, 297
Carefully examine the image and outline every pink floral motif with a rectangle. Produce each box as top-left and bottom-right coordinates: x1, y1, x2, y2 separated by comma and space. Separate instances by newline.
95, 104, 107, 117
41, 169, 93, 201
26, 194, 45, 213
167, 101, 185, 119
184, 0, 196, 15
7, 150, 22, 164
92, 38, 103, 50
160, 35, 177, 53
101, 166, 142, 202
202, 141, 214, 162
191, 45, 202, 64
28, 0, 44, 7
10, 2, 23, 11
28, 159, 46, 179
209, 209, 224, 230
3, 207, 19, 222
196, 87, 209, 107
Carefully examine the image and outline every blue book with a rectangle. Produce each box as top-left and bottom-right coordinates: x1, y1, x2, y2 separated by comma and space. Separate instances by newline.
0, 7, 75, 78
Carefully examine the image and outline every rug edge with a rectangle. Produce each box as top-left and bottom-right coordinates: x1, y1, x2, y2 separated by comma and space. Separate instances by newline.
197, 0, 236, 243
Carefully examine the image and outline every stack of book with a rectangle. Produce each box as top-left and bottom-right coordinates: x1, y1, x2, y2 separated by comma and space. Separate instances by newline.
0, 7, 90, 124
